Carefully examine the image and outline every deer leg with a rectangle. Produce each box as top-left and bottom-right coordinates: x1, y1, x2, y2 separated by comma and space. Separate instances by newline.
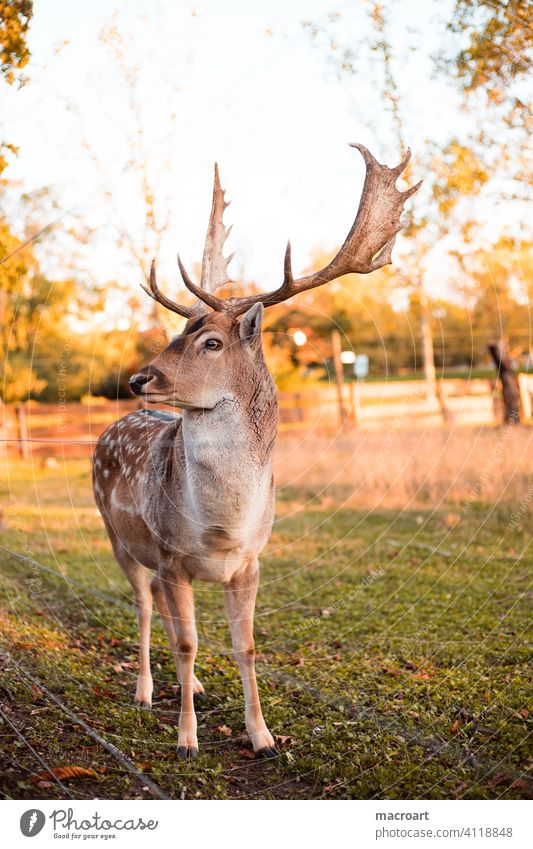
117, 558, 154, 708
224, 563, 277, 758
151, 575, 204, 695
159, 565, 199, 759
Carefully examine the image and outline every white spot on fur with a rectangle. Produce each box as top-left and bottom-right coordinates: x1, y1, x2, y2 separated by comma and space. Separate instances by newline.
110, 486, 137, 515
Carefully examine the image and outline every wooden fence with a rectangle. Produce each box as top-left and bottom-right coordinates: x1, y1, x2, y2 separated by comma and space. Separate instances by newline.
2, 376, 532, 459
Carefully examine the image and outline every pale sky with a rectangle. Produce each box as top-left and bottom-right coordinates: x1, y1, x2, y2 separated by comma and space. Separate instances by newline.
4, 0, 513, 316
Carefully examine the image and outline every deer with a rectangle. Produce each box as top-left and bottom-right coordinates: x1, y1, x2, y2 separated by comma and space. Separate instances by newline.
92, 144, 420, 759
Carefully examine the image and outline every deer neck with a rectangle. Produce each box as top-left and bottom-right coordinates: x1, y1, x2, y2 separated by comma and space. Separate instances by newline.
179, 373, 278, 511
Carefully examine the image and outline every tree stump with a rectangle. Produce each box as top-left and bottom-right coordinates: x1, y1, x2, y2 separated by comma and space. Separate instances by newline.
487, 342, 520, 425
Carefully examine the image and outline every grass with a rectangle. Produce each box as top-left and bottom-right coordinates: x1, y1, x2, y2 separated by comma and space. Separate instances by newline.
0, 455, 531, 800
273, 426, 533, 508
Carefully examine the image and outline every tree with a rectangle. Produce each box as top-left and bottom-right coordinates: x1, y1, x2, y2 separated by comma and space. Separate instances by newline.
445, 0, 532, 199
302, 1, 532, 389
0, 1, 33, 177
450, 1, 532, 97
64, 17, 186, 333
0, 0, 32, 85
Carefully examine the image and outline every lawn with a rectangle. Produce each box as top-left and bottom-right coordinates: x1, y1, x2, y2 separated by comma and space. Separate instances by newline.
0, 458, 531, 800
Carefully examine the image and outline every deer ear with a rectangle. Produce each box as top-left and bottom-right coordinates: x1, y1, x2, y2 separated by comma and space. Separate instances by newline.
239, 303, 264, 346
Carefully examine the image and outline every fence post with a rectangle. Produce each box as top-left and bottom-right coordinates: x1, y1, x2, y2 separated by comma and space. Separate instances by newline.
436, 379, 452, 425
16, 404, 30, 460
518, 373, 532, 422
488, 341, 520, 425
331, 329, 348, 426
293, 391, 304, 423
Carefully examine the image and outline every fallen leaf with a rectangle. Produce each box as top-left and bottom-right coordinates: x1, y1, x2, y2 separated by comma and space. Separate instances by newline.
488, 772, 512, 788
28, 765, 97, 783
519, 709, 529, 719
274, 735, 293, 748
445, 512, 461, 529
381, 666, 401, 677
322, 781, 342, 795
238, 748, 256, 759
215, 725, 232, 737
412, 669, 433, 680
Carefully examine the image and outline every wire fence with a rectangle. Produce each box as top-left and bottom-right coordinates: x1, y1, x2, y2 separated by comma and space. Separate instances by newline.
3, 376, 529, 459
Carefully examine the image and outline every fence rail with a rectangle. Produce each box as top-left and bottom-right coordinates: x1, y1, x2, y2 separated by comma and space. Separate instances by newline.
1, 377, 532, 458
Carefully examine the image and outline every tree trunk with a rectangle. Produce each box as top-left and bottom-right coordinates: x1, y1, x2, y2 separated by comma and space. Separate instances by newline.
488, 341, 520, 425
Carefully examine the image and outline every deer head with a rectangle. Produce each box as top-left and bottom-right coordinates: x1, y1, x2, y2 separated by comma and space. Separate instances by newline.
130, 144, 421, 408
129, 305, 265, 409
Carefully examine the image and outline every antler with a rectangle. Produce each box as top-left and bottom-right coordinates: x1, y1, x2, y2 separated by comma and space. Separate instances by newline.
140, 163, 234, 317
140, 259, 196, 318
141, 144, 421, 320
200, 162, 234, 293
192, 144, 421, 317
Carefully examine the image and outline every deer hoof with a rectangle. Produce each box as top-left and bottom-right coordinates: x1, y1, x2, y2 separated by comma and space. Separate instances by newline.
134, 699, 152, 710
177, 746, 198, 760
193, 676, 205, 695
256, 746, 278, 759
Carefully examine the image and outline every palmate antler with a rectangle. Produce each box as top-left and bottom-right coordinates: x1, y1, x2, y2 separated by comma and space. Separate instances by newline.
142, 144, 421, 319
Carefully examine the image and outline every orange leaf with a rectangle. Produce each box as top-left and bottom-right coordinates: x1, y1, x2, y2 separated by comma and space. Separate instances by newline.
238, 748, 256, 759
412, 669, 433, 680
28, 765, 97, 783
215, 724, 232, 737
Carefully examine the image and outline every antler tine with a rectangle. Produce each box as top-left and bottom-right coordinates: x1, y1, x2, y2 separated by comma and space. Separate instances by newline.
140, 259, 196, 319
177, 254, 225, 312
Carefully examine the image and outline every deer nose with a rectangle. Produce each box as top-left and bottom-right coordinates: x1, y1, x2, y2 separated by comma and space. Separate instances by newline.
129, 372, 152, 395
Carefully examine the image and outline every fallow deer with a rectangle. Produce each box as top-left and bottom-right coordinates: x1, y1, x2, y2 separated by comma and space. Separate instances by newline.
93, 144, 420, 759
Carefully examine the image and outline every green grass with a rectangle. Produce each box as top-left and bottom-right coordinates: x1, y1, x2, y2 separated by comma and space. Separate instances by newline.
0, 459, 531, 800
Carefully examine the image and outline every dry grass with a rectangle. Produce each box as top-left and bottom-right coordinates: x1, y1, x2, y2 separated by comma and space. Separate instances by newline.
274, 424, 533, 509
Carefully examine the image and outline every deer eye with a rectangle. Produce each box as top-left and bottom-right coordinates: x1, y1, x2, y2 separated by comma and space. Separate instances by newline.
204, 338, 222, 351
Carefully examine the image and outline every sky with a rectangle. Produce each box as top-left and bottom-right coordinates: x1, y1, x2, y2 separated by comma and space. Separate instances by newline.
3, 0, 504, 317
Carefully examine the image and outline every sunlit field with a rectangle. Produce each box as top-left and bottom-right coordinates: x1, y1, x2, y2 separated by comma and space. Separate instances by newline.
274, 426, 533, 507
1, 443, 531, 800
